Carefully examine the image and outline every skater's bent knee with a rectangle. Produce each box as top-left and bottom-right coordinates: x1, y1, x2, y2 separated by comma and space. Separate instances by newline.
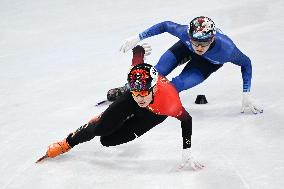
100, 136, 115, 147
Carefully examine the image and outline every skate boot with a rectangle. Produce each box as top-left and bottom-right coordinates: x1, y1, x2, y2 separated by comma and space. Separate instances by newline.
36, 138, 71, 163
47, 138, 71, 158
107, 83, 129, 101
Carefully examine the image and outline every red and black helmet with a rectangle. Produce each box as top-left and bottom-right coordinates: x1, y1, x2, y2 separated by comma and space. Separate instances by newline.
127, 63, 158, 92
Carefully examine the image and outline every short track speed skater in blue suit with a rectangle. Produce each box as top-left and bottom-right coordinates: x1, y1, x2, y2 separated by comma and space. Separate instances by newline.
118, 16, 263, 114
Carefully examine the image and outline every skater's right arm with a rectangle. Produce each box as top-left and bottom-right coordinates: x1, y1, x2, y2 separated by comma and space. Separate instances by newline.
131, 45, 145, 66
139, 21, 185, 40
120, 21, 186, 53
132, 44, 152, 66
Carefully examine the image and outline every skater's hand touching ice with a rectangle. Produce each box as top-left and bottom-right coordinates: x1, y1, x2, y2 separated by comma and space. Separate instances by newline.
178, 148, 204, 171
241, 92, 263, 114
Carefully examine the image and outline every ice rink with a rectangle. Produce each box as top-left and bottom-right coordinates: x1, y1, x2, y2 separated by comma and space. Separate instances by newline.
1, 0, 284, 188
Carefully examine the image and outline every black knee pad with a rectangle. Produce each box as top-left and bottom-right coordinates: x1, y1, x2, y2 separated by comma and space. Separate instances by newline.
100, 133, 136, 147
100, 136, 112, 147
100, 136, 123, 147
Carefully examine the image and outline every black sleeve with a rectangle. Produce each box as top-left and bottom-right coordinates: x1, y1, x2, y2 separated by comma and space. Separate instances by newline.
176, 109, 192, 149
181, 115, 192, 149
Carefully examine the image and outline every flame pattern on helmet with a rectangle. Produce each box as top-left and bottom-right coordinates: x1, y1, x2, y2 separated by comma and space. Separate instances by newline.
128, 68, 149, 91
127, 63, 158, 92
189, 16, 216, 41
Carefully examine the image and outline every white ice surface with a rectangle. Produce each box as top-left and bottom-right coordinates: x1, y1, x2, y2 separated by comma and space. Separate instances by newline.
1, 0, 284, 188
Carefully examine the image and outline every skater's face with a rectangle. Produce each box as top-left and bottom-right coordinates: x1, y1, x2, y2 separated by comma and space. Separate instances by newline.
131, 87, 156, 108
190, 38, 214, 55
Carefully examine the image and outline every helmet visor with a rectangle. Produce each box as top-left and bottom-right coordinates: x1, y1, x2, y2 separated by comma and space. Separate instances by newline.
191, 39, 212, 47
131, 90, 151, 97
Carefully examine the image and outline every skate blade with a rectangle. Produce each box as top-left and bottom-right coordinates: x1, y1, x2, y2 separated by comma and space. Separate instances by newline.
36, 154, 48, 163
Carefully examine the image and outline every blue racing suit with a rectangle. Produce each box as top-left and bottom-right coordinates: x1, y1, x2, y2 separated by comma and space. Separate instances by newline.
139, 21, 252, 92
